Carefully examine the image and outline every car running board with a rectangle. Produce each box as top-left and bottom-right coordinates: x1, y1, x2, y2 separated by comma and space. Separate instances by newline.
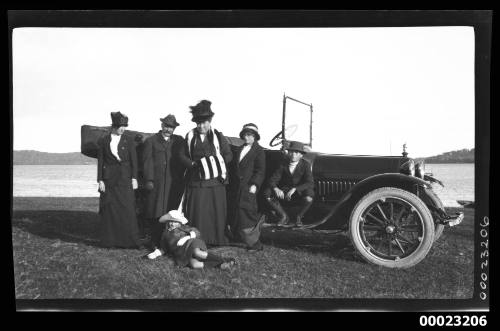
299, 192, 353, 230
262, 194, 352, 231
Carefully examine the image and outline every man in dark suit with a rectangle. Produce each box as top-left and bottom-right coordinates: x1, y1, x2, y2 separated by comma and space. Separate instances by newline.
263, 141, 314, 227
143, 114, 186, 259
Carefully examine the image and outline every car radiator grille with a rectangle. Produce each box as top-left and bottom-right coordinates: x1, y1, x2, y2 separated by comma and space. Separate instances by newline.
315, 180, 357, 196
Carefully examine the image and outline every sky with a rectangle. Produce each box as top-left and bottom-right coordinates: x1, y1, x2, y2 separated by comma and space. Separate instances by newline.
12, 27, 475, 157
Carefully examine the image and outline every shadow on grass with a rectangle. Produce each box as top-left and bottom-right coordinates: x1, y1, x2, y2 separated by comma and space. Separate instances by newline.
260, 226, 361, 263
12, 208, 360, 262
12, 210, 102, 247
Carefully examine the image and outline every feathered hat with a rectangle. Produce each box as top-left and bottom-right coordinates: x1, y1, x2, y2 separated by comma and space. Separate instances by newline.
190, 100, 215, 123
110, 111, 128, 127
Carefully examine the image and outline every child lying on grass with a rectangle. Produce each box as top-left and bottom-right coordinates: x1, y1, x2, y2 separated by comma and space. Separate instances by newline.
146, 210, 235, 270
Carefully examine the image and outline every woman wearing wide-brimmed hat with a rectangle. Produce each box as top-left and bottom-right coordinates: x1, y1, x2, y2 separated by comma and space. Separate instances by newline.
227, 123, 266, 251
178, 100, 233, 246
97, 111, 141, 248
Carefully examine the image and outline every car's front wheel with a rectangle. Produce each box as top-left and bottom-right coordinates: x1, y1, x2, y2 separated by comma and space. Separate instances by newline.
349, 187, 435, 268
434, 224, 445, 241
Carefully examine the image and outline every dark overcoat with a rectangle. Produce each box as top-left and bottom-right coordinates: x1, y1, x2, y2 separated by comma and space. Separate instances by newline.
97, 133, 138, 185
227, 143, 266, 244
228, 143, 266, 212
142, 132, 185, 219
97, 133, 140, 248
267, 158, 314, 197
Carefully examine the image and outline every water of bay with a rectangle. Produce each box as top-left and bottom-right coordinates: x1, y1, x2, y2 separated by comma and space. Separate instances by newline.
13, 163, 475, 207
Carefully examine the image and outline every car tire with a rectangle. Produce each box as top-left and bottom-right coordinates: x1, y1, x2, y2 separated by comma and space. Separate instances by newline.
349, 187, 435, 269
434, 224, 445, 241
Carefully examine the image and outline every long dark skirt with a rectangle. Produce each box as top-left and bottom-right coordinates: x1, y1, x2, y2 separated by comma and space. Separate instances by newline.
99, 185, 140, 248
234, 208, 263, 247
184, 185, 229, 245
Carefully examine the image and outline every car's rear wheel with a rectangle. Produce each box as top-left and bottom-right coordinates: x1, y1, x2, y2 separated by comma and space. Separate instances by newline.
349, 187, 435, 269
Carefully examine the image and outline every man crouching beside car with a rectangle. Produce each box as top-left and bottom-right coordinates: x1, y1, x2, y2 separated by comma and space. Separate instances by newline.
263, 141, 314, 227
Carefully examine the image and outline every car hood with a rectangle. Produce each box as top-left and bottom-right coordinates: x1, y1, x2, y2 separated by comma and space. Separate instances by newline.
308, 153, 410, 180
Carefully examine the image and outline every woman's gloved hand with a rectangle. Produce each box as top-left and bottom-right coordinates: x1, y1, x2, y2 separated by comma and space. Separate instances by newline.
249, 185, 257, 194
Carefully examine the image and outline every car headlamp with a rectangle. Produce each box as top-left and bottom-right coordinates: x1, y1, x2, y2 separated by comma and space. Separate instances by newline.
414, 162, 425, 179
400, 159, 415, 176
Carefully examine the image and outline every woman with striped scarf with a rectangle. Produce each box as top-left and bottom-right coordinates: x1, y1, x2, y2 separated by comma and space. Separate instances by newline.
178, 100, 233, 246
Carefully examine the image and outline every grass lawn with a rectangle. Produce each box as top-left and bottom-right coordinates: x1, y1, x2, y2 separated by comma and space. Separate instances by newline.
12, 197, 474, 300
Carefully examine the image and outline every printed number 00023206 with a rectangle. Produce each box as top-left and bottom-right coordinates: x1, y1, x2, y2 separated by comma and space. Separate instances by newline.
419, 315, 487, 327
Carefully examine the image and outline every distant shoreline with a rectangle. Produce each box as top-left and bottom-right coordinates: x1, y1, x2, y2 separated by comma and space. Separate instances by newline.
416, 148, 474, 164
13, 150, 96, 165
13, 162, 476, 165
13, 162, 97, 166
424, 161, 474, 164
14, 149, 474, 166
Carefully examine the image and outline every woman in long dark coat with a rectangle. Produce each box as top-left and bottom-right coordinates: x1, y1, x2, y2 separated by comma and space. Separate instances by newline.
179, 100, 233, 246
227, 123, 266, 250
97, 111, 140, 248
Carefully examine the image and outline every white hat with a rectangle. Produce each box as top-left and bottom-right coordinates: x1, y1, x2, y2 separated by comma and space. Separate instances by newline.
158, 210, 188, 224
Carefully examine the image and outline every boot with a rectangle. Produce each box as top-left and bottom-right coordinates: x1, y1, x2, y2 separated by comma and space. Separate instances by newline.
295, 199, 313, 227
246, 240, 264, 252
266, 198, 291, 227
203, 251, 225, 268
204, 252, 235, 269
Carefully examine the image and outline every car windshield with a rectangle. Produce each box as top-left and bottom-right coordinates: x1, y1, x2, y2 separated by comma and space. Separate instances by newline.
283, 95, 312, 147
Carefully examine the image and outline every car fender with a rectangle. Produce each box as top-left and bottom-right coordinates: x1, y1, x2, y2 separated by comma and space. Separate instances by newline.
347, 173, 430, 197
309, 173, 439, 230
335, 173, 442, 217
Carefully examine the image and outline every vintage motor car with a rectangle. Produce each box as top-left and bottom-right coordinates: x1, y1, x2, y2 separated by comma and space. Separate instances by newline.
81, 95, 464, 268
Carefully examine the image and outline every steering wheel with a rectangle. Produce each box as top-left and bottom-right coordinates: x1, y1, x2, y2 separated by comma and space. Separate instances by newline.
269, 125, 298, 147
269, 131, 284, 147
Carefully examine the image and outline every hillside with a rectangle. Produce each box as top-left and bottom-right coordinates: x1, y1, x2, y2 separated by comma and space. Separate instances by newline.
13, 150, 97, 165
421, 148, 474, 164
